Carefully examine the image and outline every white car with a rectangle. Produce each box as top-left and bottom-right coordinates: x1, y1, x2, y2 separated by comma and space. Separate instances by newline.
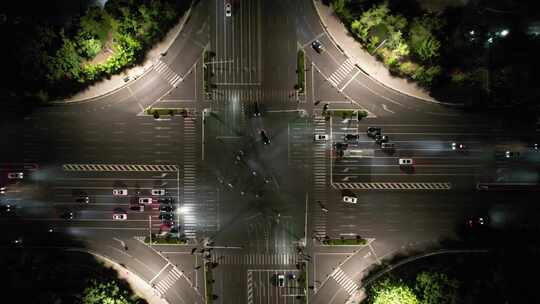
151, 189, 166, 196
398, 158, 414, 166
139, 197, 153, 205
112, 189, 128, 196
7, 172, 23, 179
314, 134, 329, 141
277, 274, 285, 287
225, 3, 232, 17
342, 196, 357, 204
112, 213, 128, 220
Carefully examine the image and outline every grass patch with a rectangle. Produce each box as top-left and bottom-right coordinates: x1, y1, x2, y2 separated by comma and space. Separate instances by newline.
323, 238, 367, 245
297, 50, 305, 93
144, 236, 187, 244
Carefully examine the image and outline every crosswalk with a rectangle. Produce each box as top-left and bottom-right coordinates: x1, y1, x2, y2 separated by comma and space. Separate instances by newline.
154, 60, 183, 87
210, 253, 298, 265
328, 59, 356, 87
288, 120, 311, 168
62, 163, 179, 172
312, 115, 329, 238
153, 266, 184, 296
182, 117, 198, 239
332, 182, 452, 190
331, 267, 359, 295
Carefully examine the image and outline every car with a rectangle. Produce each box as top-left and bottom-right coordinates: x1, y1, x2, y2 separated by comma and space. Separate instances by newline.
151, 189, 166, 196
399, 158, 414, 166
0, 186, 6, 194
113, 189, 128, 196
375, 135, 389, 144
158, 197, 174, 204
253, 102, 261, 116
314, 134, 329, 141
139, 197, 153, 205
311, 40, 323, 53
334, 142, 348, 150
366, 127, 381, 138
342, 196, 358, 204
532, 143, 539, 151
160, 204, 174, 212
344, 134, 359, 141
277, 274, 285, 287
451, 142, 466, 151
130, 204, 145, 212
113, 213, 128, 220
159, 213, 174, 221
61, 210, 74, 220
467, 216, 486, 229
76, 196, 90, 204
505, 150, 520, 159
7, 172, 23, 179
225, 3, 232, 17
2, 204, 13, 213
260, 130, 270, 145
381, 142, 395, 150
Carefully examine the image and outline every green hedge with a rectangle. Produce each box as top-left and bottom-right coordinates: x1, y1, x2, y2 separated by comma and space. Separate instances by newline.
297, 50, 305, 93
205, 262, 214, 304
323, 238, 367, 245
144, 236, 187, 244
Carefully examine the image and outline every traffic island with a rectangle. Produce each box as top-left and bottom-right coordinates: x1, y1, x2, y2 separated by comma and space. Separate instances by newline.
296, 50, 305, 93
145, 107, 189, 119
203, 50, 216, 97
204, 261, 217, 303
325, 109, 368, 121
322, 236, 368, 246
298, 262, 309, 303
144, 235, 187, 245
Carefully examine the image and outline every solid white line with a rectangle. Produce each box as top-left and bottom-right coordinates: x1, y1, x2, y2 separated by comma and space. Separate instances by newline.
339, 69, 361, 92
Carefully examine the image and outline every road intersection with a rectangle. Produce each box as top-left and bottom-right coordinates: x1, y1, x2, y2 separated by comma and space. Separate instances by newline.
1, 0, 539, 303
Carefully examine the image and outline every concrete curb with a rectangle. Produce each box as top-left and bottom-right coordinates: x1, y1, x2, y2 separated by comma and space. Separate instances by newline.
52, 2, 195, 104
311, 0, 464, 107
66, 248, 170, 304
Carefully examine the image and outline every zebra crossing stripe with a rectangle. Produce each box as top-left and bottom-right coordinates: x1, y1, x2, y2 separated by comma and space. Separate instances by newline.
331, 268, 359, 295
332, 182, 451, 190
62, 164, 179, 172
328, 59, 356, 87
247, 271, 254, 304
153, 60, 183, 87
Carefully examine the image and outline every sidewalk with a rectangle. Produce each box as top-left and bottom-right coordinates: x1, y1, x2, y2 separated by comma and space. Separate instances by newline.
312, 0, 439, 103
56, 4, 193, 103
93, 253, 169, 304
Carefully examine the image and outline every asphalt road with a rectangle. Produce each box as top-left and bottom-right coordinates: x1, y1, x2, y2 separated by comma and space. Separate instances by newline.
1, 0, 539, 303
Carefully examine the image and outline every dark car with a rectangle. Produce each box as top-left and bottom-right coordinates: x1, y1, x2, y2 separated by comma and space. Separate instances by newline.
160, 204, 174, 212
260, 130, 270, 145
76, 196, 90, 203
344, 134, 360, 141
366, 127, 381, 138
61, 210, 74, 220
375, 135, 389, 144
467, 216, 487, 229
451, 142, 466, 151
253, 102, 261, 117
158, 197, 174, 204
159, 213, 174, 221
311, 40, 323, 53
334, 142, 348, 150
